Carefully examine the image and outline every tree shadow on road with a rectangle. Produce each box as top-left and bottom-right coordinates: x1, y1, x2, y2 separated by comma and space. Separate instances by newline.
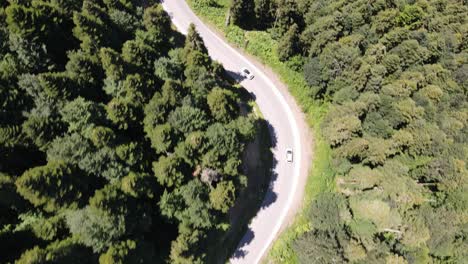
225, 69, 246, 83
205, 66, 281, 262
231, 228, 254, 259
216, 118, 280, 263
259, 121, 279, 209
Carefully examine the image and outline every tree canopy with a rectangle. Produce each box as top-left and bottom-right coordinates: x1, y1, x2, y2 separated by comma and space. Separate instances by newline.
0, 2, 257, 263
222, 0, 467, 262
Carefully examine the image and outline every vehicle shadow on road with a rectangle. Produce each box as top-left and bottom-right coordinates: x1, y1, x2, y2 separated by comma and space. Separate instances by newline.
226, 69, 246, 83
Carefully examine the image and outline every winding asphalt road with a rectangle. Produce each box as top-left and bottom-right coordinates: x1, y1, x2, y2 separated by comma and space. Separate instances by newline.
162, 1, 310, 263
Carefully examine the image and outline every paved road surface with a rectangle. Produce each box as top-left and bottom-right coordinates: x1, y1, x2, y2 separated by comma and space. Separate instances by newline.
162, 1, 310, 263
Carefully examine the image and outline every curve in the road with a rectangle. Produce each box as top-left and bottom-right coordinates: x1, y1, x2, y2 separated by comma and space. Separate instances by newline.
162, 1, 307, 263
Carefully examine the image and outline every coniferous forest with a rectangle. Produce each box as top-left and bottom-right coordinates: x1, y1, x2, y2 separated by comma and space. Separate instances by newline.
224, 0, 467, 262
0, 1, 258, 263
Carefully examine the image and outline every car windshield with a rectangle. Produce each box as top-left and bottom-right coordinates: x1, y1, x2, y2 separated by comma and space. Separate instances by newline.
243, 69, 250, 74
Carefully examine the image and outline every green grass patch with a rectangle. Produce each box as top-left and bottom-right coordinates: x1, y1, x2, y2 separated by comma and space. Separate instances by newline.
185, 1, 336, 263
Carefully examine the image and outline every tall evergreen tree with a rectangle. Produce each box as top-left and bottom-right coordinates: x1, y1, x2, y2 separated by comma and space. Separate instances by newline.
254, 0, 275, 29
184, 23, 208, 55
229, 0, 255, 29
277, 23, 300, 61
15, 162, 89, 212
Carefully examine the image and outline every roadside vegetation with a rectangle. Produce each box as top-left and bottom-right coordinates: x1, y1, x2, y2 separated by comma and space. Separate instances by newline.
188, 0, 467, 263
0, 1, 261, 263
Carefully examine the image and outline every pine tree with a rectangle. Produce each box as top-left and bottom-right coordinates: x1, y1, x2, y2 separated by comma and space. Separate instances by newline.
229, 0, 255, 29
184, 23, 208, 55
16, 161, 88, 212
277, 23, 300, 61
254, 0, 274, 29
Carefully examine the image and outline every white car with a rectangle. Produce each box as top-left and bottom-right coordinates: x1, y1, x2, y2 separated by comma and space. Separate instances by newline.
286, 148, 293, 163
240, 67, 254, 80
